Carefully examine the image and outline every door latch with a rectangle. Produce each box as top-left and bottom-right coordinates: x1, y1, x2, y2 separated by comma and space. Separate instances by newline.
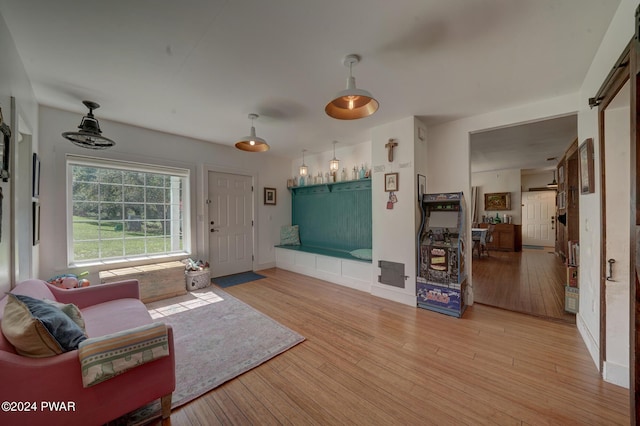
607, 258, 616, 281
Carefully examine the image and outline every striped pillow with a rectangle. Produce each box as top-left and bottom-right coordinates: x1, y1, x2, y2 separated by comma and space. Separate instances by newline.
78, 322, 169, 388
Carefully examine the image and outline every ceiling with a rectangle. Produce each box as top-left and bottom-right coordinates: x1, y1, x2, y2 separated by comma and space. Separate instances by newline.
0, 0, 619, 168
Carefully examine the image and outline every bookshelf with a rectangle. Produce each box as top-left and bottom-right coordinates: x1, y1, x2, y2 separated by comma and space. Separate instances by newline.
556, 139, 580, 313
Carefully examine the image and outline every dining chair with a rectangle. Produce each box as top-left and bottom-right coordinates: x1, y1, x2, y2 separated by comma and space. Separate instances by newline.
480, 224, 495, 257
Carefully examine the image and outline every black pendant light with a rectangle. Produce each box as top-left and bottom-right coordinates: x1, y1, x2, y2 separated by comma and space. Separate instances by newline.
547, 170, 558, 189
62, 100, 115, 149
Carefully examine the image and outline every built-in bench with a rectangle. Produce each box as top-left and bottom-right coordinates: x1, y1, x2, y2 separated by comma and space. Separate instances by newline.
281, 179, 374, 291
275, 245, 372, 292
99, 260, 187, 303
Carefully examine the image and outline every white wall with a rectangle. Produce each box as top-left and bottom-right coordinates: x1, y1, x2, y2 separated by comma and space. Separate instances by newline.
371, 116, 418, 306
38, 106, 291, 283
426, 93, 579, 294
472, 169, 522, 224
575, 0, 636, 372
521, 170, 556, 191
0, 12, 39, 292
290, 141, 371, 183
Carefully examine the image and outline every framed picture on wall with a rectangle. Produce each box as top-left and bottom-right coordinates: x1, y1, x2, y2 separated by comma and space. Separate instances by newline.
385, 173, 398, 192
484, 192, 511, 211
32, 201, 40, 245
264, 187, 276, 205
417, 174, 426, 200
579, 138, 595, 194
32, 153, 40, 198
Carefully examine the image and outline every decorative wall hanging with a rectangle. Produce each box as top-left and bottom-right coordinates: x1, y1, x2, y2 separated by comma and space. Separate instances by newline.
32, 201, 40, 245
264, 187, 276, 205
579, 138, 595, 194
484, 192, 511, 210
0, 106, 11, 181
385, 139, 398, 162
417, 174, 426, 201
384, 172, 398, 192
386, 192, 398, 209
32, 153, 40, 198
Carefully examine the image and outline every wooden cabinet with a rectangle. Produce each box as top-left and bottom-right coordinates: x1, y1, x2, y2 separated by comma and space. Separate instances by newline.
479, 223, 522, 251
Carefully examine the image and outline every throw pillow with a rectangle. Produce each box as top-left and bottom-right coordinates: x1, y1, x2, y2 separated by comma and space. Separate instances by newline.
350, 248, 372, 260
44, 299, 86, 333
79, 322, 170, 387
280, 225, 301, 246
1, 294, 87, 358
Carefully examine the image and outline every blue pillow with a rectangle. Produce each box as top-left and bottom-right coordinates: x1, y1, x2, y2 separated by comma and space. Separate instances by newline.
12, 294, 87, 352
350, 248, 372, 260
280, 225, 301, 245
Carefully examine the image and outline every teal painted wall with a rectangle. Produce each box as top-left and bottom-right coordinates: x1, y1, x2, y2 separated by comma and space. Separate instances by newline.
291, 180, 372, 251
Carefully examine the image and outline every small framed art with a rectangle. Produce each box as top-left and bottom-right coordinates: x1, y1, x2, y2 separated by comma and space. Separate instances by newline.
385, 173, 398, 192
579, 138, 595, 194
264, 187, 276, 205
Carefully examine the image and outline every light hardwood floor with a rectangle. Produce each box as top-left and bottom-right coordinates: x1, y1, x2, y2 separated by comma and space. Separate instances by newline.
154, 268, 628, 425
472, 248, 575, 323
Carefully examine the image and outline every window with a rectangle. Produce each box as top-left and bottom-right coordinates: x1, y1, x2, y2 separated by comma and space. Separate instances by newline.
67, 156, 190, 265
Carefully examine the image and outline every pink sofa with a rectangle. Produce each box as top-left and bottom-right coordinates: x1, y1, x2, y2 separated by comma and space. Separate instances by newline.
0, 278, 175, 426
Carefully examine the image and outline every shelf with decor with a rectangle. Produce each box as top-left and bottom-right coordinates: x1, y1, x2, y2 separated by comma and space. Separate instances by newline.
288, 178, 371, 195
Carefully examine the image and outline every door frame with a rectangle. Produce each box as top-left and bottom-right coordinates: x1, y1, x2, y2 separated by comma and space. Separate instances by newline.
203, 164, 257, 273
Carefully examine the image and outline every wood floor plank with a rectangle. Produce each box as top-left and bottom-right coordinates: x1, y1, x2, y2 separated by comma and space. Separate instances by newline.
163, 268, 628, 425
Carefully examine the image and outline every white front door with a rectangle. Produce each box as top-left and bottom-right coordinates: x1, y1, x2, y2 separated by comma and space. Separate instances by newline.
521, 191, 556, 247
208, 171, 253, 278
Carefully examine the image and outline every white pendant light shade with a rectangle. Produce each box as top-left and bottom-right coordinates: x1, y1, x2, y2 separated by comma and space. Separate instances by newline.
329, 141, 339, 172
235, 113, 269, 152
325, 54, 379, 120
299, 149, 308, 176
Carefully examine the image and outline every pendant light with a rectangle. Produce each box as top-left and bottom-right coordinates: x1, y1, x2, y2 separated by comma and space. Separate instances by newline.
235, 113, 269, 152
547, 170, 558, 189
325, 54, 379, 120
62, 100, 115, 149
299, 149, 308, 177
329, 141, 339, 172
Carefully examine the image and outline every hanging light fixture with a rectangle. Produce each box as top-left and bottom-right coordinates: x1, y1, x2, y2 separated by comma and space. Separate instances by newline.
235, 113, 269, 152
547, 170, 558, 189
62, 100, 115, 149
325, 54, 379, 120
299, 149, 308, 177
329, 141, 339, 172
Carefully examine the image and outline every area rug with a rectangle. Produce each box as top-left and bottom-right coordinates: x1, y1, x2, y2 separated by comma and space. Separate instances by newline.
212, 271, 266, 287
119, 287, 305, 424
522, 245, 545, 250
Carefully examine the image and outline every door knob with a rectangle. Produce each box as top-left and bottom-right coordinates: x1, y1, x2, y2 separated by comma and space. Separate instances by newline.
210, 228, 220, 233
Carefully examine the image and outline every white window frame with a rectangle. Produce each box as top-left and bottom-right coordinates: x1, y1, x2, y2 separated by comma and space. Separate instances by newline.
66, 155, 191, 266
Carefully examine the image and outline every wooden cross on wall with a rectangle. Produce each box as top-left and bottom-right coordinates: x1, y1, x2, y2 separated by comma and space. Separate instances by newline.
385, 139, 398, 162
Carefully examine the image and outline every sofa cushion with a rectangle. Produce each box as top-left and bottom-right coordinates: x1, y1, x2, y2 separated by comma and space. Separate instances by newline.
349, 248, 372, 260
79, 322, 170, 387
44, 299, 86, 332
1, 294, 87, 357
81, 298, 152, 338
280, 224, 301, 245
